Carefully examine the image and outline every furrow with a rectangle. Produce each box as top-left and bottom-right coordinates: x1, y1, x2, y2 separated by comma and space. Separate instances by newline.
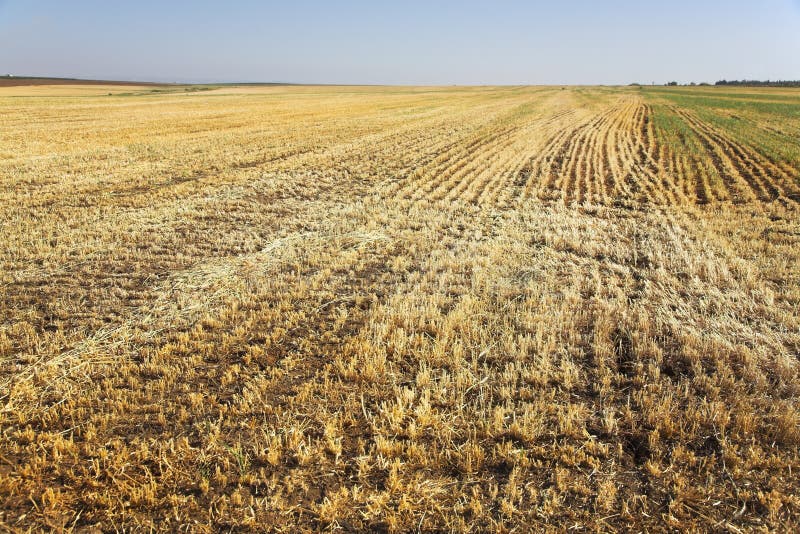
670, 106, 767, 203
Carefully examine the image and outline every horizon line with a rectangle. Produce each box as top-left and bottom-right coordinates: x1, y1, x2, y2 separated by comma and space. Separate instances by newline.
4, 74, 798, 88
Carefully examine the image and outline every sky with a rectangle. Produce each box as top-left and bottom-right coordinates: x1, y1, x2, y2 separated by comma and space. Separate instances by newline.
0, 0, 799, 85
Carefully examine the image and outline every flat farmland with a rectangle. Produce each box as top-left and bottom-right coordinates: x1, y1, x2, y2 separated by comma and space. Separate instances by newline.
1, 85, 799, 531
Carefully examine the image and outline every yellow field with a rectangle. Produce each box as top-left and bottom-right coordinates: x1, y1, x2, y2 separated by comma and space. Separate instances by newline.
1, 84, 799, 531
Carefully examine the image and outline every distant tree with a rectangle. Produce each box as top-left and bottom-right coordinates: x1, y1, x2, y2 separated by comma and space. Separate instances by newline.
667, 81, 678, 86
715, 79, 800, 87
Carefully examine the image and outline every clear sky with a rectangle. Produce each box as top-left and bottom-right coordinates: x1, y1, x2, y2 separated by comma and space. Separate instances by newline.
1, 0, 799, 85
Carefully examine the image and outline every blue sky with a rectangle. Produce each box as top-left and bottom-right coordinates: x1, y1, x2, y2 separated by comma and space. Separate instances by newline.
1, 0, 798, 84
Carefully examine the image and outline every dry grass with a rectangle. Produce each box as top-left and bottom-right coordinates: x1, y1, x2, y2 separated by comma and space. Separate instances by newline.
1, 84, 799, 532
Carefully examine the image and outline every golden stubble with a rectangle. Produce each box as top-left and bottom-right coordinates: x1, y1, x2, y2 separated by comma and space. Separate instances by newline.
1, 84, 799, 532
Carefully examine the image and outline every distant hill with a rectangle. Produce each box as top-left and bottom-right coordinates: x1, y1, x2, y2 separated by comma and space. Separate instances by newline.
0, 75, 166, 87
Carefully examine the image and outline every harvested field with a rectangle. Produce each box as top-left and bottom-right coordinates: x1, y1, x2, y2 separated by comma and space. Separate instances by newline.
1, 84, 799, 531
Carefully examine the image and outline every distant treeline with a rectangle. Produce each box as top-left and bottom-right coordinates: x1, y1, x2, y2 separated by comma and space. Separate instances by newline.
715, 80, 800, 87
